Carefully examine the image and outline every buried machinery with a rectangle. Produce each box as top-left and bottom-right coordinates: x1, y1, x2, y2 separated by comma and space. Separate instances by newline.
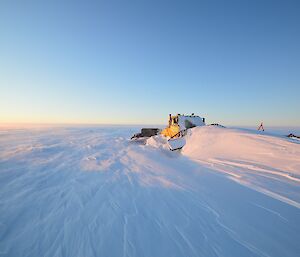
131, 114, 206, 150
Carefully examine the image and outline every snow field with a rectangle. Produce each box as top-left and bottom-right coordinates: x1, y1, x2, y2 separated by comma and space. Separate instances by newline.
0, 126, 299, 257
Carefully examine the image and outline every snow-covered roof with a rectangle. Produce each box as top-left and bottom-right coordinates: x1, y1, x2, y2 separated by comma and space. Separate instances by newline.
178, 115, 205, 129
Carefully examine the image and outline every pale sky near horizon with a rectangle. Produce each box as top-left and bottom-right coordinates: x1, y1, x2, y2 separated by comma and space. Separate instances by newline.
1, 0, 300, 126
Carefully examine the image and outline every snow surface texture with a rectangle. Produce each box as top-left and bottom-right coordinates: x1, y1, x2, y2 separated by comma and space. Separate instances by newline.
0, 126, 299, 257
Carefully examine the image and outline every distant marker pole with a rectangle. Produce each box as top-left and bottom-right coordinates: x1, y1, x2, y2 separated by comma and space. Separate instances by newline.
257, 122, 264, 131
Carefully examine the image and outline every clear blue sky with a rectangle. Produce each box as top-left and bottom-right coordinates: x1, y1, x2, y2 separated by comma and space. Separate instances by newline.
1, 0, 299, 126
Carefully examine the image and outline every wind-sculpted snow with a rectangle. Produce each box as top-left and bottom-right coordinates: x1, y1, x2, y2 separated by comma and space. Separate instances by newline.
182, 126, 300, 208
0, 126, 299, 257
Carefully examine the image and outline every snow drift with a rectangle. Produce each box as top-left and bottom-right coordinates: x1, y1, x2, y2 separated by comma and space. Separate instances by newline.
182, 126, 300, 206
147, 126, 300, 208
183, 126, 300, 178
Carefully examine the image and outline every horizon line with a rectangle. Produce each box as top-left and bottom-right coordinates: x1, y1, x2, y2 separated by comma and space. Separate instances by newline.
1, 122, 299, 128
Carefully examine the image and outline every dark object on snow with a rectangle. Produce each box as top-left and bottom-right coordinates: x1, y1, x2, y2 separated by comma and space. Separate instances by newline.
131, 128, 160, 140
287, 133, 300, 139
258, 122, 264, 131
209, 123, 226, 128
